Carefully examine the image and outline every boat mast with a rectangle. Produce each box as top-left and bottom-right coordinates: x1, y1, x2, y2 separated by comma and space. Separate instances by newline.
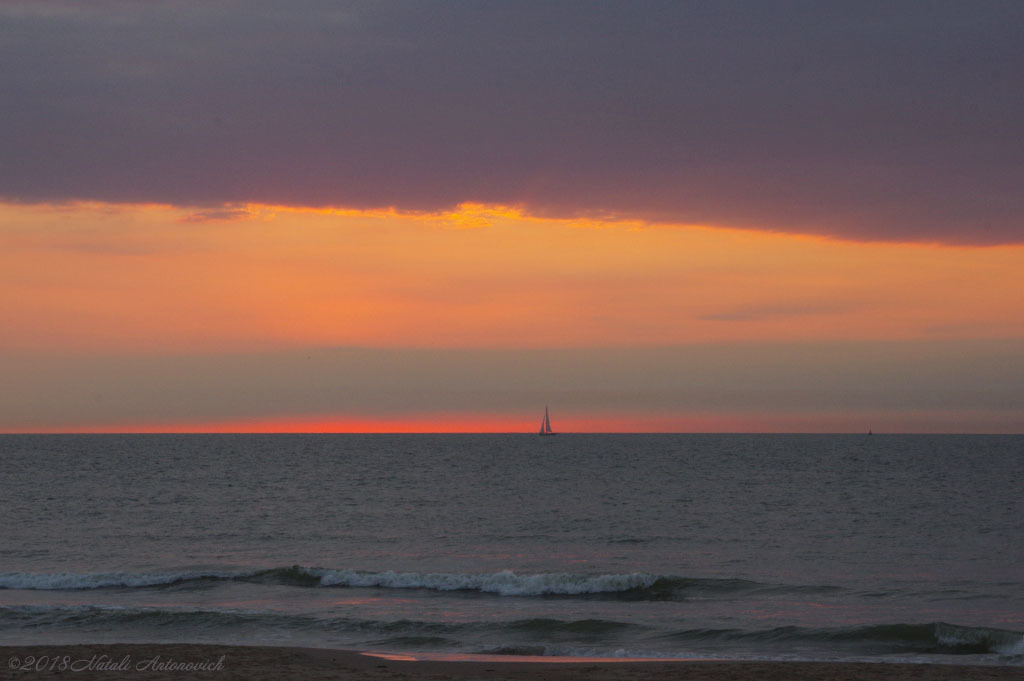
538, 406, 556, 435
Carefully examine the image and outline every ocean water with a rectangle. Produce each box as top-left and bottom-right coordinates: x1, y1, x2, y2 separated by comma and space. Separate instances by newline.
1, 434, 1021, 665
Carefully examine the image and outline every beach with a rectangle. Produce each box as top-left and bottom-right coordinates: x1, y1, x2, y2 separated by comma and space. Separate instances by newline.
2, 645, 1023, 681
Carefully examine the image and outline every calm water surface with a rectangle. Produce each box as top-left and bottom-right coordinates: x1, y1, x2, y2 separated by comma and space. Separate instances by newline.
1, 434, 1021, 664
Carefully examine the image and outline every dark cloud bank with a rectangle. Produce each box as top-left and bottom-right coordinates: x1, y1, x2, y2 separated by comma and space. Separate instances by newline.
2, 1, 1022, 244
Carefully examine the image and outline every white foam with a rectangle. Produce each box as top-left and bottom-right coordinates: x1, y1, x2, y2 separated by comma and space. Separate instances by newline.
996, 635, 1024, 656
307, 568, 659, 596
935, 622, 1024, 656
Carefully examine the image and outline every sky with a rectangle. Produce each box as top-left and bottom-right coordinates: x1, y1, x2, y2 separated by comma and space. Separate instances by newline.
1, 1, 1022, 433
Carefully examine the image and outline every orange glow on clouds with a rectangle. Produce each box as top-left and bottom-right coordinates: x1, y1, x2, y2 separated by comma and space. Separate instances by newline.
2, 200, 1023, 433
2, 200, 1023, 355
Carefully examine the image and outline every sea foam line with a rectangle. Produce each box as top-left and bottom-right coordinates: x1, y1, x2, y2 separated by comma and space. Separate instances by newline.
305, 568, 659, 596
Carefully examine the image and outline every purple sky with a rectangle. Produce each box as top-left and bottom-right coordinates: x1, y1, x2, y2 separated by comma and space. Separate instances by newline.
2, 0, 1022, 243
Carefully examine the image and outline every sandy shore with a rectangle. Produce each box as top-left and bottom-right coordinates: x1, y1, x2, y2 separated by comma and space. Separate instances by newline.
1, 645, 1021, 681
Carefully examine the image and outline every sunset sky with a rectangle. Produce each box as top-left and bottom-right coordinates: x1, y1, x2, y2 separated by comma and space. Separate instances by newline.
2, 1, 1022, 433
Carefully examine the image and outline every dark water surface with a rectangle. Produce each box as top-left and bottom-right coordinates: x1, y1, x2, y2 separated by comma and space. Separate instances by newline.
1, 434, 1021, 664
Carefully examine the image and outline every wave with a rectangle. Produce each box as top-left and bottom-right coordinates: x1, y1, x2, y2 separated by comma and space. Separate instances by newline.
0, 604, 311, 631
659, 622, 1024, 657
935, 623, 1024, 657
0, 566, 781, 600
0, 604, 630, 638
0, 604, 469, 635
4, 605, 1018, 661
308, 568, 660, 596
0, 569, 255, 591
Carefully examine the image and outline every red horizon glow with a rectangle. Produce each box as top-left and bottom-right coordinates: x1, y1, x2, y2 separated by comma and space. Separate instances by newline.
4, 408, 1017, 435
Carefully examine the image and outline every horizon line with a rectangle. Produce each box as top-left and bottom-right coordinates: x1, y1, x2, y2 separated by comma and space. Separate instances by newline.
1, 431, 1019, 436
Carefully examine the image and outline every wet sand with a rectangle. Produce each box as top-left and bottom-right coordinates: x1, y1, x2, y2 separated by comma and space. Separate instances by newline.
1, 644, 1021, 681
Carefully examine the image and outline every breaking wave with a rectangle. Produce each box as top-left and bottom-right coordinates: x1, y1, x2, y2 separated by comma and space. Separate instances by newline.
307, 568, 659, 596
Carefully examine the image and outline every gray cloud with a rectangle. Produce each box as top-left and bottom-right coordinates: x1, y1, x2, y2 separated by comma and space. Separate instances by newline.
178, 207, 253, 223
2, 1, 1022, 243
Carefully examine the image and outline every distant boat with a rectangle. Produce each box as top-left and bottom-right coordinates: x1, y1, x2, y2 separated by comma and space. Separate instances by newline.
538, 406, 556, 436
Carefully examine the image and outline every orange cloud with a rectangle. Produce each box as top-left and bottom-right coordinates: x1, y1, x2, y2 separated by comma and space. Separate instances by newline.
4, 200, 1023, 358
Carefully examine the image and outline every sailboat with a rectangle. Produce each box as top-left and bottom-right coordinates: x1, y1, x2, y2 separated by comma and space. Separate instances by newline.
538, 406, 556, 436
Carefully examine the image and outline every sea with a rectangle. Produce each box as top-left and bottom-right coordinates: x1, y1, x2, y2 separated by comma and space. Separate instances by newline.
1, 434, 1021, 666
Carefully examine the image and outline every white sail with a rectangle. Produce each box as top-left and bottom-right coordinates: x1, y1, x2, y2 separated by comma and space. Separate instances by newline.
539, 406, 555, 435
